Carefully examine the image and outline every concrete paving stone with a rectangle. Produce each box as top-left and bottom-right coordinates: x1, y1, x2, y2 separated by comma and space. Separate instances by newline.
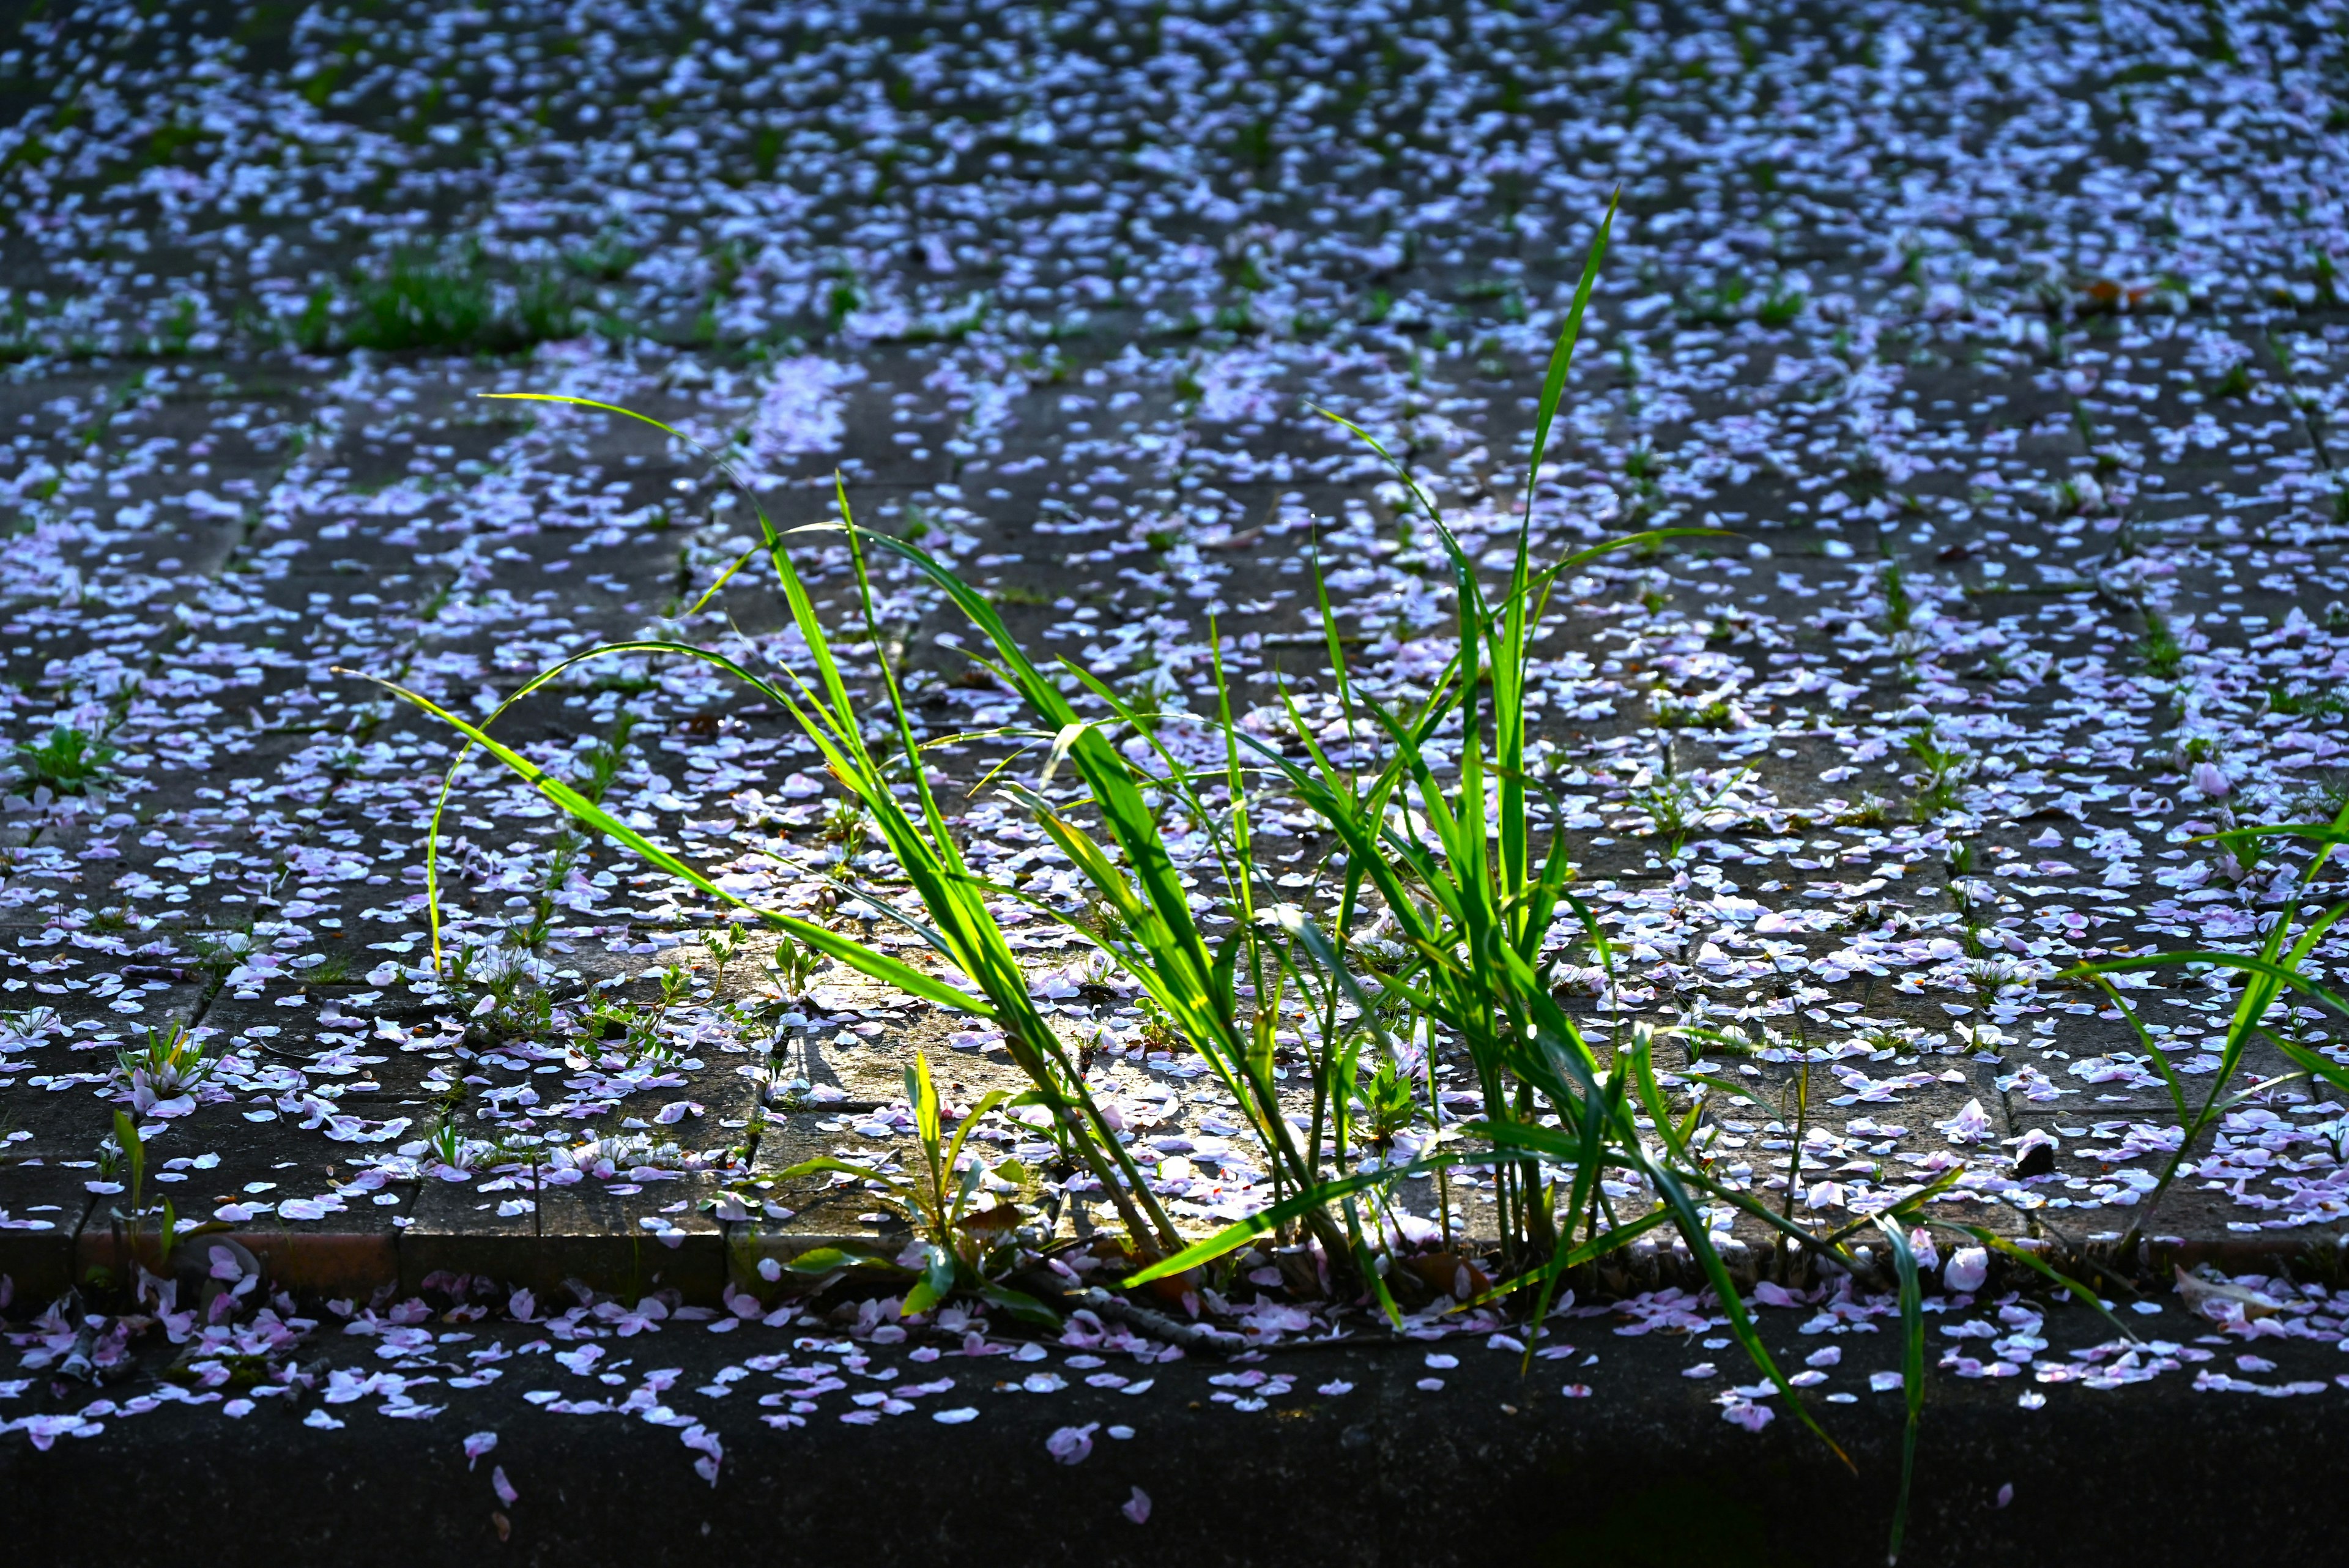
0, 1161, 95, 1305
782, 1013, 1037, 1109
401, 1168, 727, 1303
2002, 1104, 2347, 1268
78, 1097, 423, 1299
734, 1110, 916, 1260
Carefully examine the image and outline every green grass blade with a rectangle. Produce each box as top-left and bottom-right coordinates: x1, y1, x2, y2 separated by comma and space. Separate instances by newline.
1121, 1156, 1466, 1286
1927, 1223, 2143, 1345
1873, 1216, 1928, 1566
338, 668, 983, 1014
1521, 190, 1620, 529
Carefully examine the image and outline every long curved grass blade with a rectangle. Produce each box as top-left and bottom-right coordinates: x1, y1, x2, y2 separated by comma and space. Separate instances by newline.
1874, 1214, 1928, 1566
1522, 189, 1620, 527
1121, 1155, 1468, 1287
1927, 1222, 2143, 1345
687, 541, 765, 617
940, 1088, 1011, 1195
458, 399, 1181, 1255
2074, 948, 2349, 1026
336, 668, 984, 1014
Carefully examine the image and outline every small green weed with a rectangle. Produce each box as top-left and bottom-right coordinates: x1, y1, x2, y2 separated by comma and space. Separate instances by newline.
1832, 793, 1902, 828
763, 934, 822, 1001
296, 954, 352, 986
1631, 768, 1750, 853
514, 269, 579, 342
1907, 729, 1973, 818
114, 1021, 214, 1096
1879, 563, 1913, 633
2266, 684, 2347, 718
2140, 610, 2184, 678
1756, 280, 1805, 327
346, 248, 495, 351
565, 231, 639, 281
774, 1053, 1055, 1325
12, 726, 116, 794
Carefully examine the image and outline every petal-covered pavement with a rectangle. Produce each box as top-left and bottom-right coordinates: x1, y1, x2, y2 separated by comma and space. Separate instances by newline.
2, 1, 2348, 1554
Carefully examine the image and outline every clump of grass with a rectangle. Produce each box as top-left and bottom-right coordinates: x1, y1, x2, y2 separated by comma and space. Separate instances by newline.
514, 269, 580, 342
1682, 275, 1748, 324
1756, 280, 1805, 327
773, 1052, 1053, 1323
576, 712, 637, 802
325, 246, 589, 354
368, 202, 2061, 1553
1833, 793, 1902, 828
1631, 767, 1750, 853
374, 469, 1189, 1263
295, 954, 353, 987
2266, 684, 2347, 718
346, 248, 496, 351
1906, 726, 1973, 819
2080, 801, 2349, 1263
1879, 562, 1913, 633
2140, 609, 2184, 677
187, 925, 254, 976
565, 230, 639, 282
1653, 694, 1734, 732
12, 725, 116, 795
2046, 473, 2105, 516
822, 270, 863, 332
455, 940, 555, 1040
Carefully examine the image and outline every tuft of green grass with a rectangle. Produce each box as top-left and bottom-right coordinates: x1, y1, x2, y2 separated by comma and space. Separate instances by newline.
1653, 695, 1734, 732
13, 726, 116, 795
2077, 801, 2349, 1266
2266, 684, 2347, 718
1879, 562, 1913, 633
362, 203, 2035, 1520
1833, 793, 1902, 828
1682, 275, 1748, 325
514, 269, 580, 342
823, 273, 863, 332
2139, 609, 2184, 678
325, 247, 592, 354
565, 231, 639, 282
1906, 727, 1973, 818
297, 954, 353, 986
1631, 768, 1749, 853
1756, 280, 1805, 327
346, 248, 496, 351
1233, 117, 1274, 168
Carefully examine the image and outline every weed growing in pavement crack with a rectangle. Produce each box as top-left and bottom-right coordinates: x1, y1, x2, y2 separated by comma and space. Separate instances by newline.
12, 724, 116, 795
771, 1052, 1055, 1325
352, 201, 2122, 1524
1906, 725, 1973, 819
2140, 608, 2184, 677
